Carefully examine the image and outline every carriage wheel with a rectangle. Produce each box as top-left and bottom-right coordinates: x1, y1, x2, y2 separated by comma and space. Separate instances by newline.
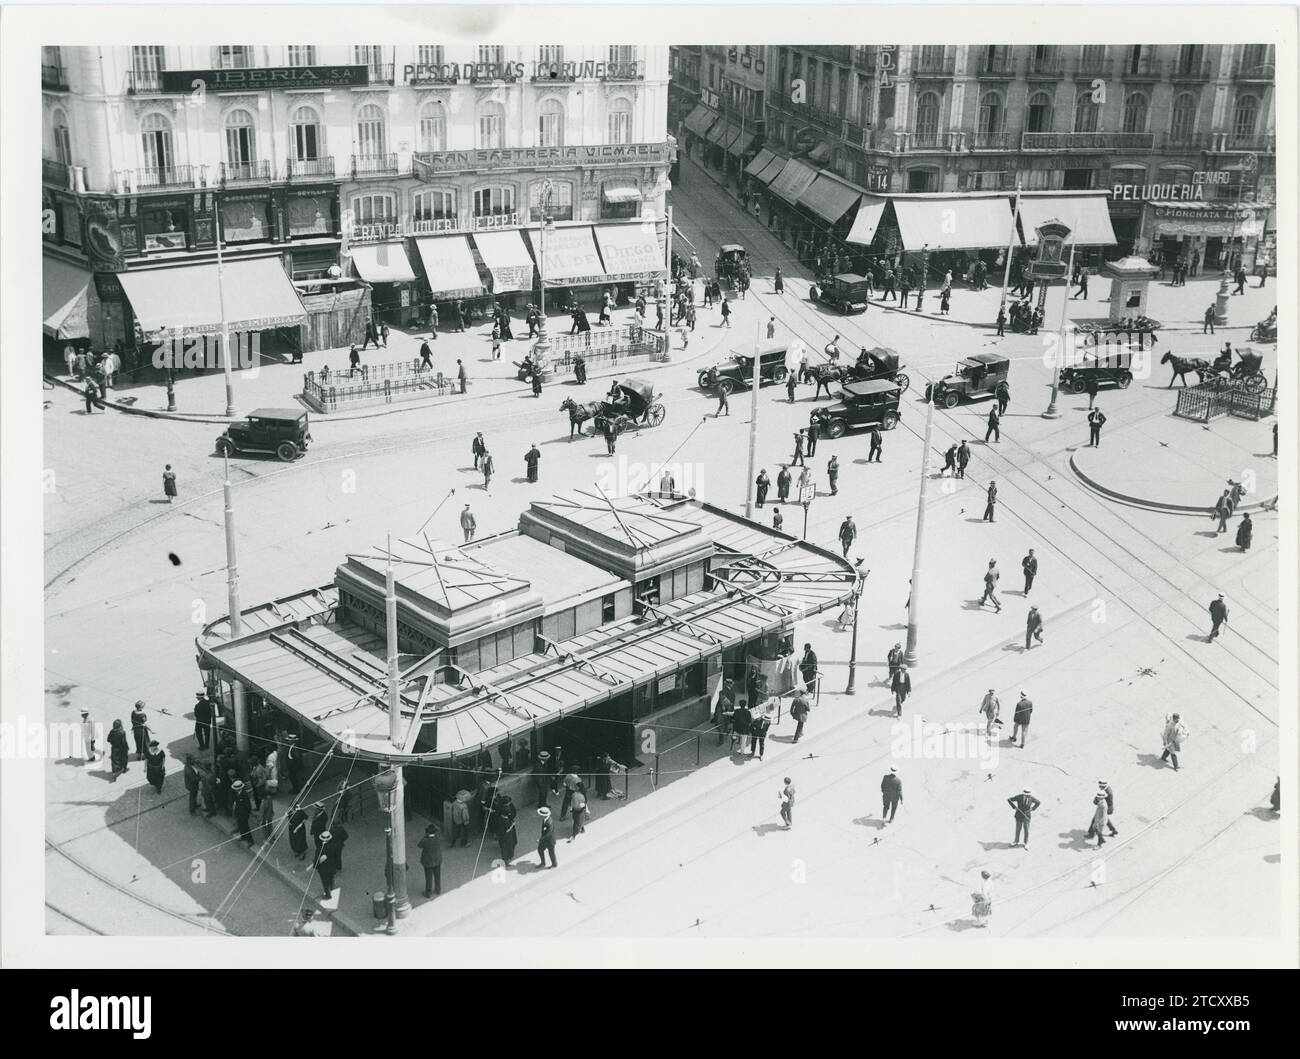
1244, 372, 1266, 392
893, 373, 910, 392
648, 404, 666, 426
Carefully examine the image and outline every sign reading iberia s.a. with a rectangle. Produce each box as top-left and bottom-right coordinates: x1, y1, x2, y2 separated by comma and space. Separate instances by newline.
160, 66, 370, 92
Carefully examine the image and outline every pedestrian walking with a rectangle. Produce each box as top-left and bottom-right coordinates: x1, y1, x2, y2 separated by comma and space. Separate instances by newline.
899, 274, 911, 305
1085, 375, 1099, 409
78, 709, 98, 764
524, 443, 541, 483
985, 406, 1001, 443
379, 321, 390, 348
941, 444, 958, 477
995, 380, 1010, 416
790, 688, 810, 743
1010, 692, 1032, 748
602, 416, 618, 455
1087, 407, 1106, 446
1233, 267, 1247, 295
129, 701, 149, 759
939, 288, 951, 315
868, 426, 883, 462
494, 793, 519, 862
1008, 788, 1040, 848
418, 823, 443, 897
972, 871, 993, 927
996, 305, 1006, 337
791, 429, 806, 466
1072, 267, 1089, 300
1018, 550, 1038, 596
250, 758, 269, 809
573, 353, 587, 385
480, 450, 494, 490
451, 791, 471, 847
1212, 491, 1232, 533
767, 316, 777, 339
720, 298, 732, 328
536, 807, 558, 867
1202, 305, 1216, 334
838, 516, 857, 558
288, 804, 308, 859
799, 643, 819, 697
107, 719, 129, 776
349, 344, 362, 376
460, 504, 477, 544
983, 480, 997, 522
1235, 512, 1253, 552
1208, 593, 1229, 641
776, 465, 792, 503
1160, 713, 1188, 770
1084, 792, 1109, 847
315, 835, 338, 899
83, 380, 101, 414
362, 315, 380, 350
886, 642, 904, 685
827, 454, 840, 495
749, 707, 772, 759
1024, 606, 1044, 650
755, 468, 771, 508
786, 371, 797, 403
891, 664, 911, 717
569, 786, 588, 839
805, 420, 819, 458
310, 803, 329, 861
1098, 780, 1119, 836
779, 778, 796, 829
774, 267, 784, 294
979, 689, 1001, 738
956, 440, 971, 479
457, 359, 468, 394
232, 781, 256, 848
881, 767, 902, 823
162, 464, 178, 503
193, 692, 214, 749
141, 739, 165, 793
714, 382, 730, 417
419, 339, 434, 370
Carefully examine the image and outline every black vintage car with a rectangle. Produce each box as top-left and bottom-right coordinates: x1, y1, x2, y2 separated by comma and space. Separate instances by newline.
924, 353, 1010, 409
697, 340, 791, 394
215, 408, 312, 461
812, 273, 872, 314
1059, 345, 1138, 393
810, 379, 903, 439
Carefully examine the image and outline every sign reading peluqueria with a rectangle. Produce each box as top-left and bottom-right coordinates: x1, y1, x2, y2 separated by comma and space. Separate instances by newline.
413, 143, 671, 177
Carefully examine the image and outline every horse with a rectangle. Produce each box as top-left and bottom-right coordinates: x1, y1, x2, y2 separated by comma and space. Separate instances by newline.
559, 398, 603, 440
1160, 352, 1210, 388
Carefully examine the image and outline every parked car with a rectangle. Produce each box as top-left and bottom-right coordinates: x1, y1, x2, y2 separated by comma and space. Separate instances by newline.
1060, 345, 1138, 393
812, 273, 872, 314
215, 408, 312, 461
924, 353, 1010, 408
809, 379, 903, 439
697, 340, 792, 394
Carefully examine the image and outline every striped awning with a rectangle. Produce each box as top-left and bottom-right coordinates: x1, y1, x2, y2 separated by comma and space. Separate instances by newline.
845, 198, 888, 246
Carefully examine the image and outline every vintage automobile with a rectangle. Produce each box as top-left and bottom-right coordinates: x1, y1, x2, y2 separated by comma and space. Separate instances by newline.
1059, 346, 1138, 393
715, 244, 749, 281
215, 407, 312, 461
812, 273, 872, 314
697, 340, 792, 394
809, 379, 903, 439
924, 353, 1010, 408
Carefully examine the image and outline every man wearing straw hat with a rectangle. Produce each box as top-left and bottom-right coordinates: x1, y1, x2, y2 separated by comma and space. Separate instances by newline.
536, 807, 558, 868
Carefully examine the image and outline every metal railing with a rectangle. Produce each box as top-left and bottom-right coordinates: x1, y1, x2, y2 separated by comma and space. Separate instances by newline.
543, 323, 669, 372
128, 68, 165, 93
364, 64, 395, 84
129, 164, 198, 190
1232, 57, 1275, 81
220, 159, 272, 185
302, 363, 456, 413
971, 131, 1016, 150
1174, 381, 1276, 422
910, 47, 956, 76
1021, 131, 1155, 151
975, 54, 1016, 77
1164, 131, 1213, 151
352, 153, 401, 178
286, 156, 335, 180
1166, 58, 1213, 81
1025, 51, 1063, 76
1075, 49, 1110, 77
1117, 54, 1161, 79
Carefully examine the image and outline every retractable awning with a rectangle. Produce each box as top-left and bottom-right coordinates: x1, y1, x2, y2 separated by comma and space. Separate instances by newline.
525, 225, 607, 286
684, 103, 720, 138
594, 223, 665, 282
118, 257, 306, 337
891, 196, 1018, 251
43, 257, 91, 339
844, 198, 888, 246
798, 174, 863, 224
725, 127, 755, 157
754, 153, 788, 184
745, 148, 777, 177
1017, 194, 1118, 246
601, 185, 641, 203
349, 242, 416, 284
768, 158, 819, 204
414, 234, 484, 297
473, 230, 535, 294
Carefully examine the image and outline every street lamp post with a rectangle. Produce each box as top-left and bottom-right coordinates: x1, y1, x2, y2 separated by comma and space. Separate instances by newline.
903, 390, 936, 666
998, 180, 1023, 322
533, 180, 555, 369
222, 455, 249, 751
844, 566, 867, 695
1043, 217, 1079, 420
373, 768, 399, 935
215, 200, 237, 417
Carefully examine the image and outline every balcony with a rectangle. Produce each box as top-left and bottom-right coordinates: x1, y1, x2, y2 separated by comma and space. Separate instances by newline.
125, 165, 200, 191
286, 156, 336, 180
1117, 54, 1161, 80
1163, 132, 1213, 152
1025, 51, 1064, 78
42, 63, 68, 90
1232, 56, 1275, 81
1166, 58, 1213, 81
128, 68, 166, 93
964, 171, 1016, 192
42, 158, 70, 187
1021, 131, 1154, 152
1214, 133, 1275, 154
352, 153, 401, 178
532, 69, 577, 83
970, 131, 1017, 151
772, 98, 843, 139
805, 46, 851, 64
363, 64, 395, 85
601, 61, 645, 82
220, 159, 272, 186
910, 47, 955, 77
349, 221, 403, 244
974, 54, 1016, 78
472, 211, 521, 231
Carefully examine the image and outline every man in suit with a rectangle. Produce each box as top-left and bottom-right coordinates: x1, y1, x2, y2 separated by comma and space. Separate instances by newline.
983, 480, 998, 522
1098, 780, 1119, 836
956, 440, 971, 479
886, 642, 904, 685
749, 708, 772, 760
985, 405, 1001, 443
979, 689, 1001, 737
868, 426, 883, 462
536, 807, 558, 868
789, 689, 810, 743
799, 644, 819, 696
1007, 788, 1041, 849
1208, 593, 1229, 641
1021, 549, 1038, 594
193, 692, 214, 750
880, 767, 903, 823
891, 664, 912, 718
418, 823, 443, 898
1011, 692, 1033, 747
1087, 406, 1106, 446
980, 559, 1002, 613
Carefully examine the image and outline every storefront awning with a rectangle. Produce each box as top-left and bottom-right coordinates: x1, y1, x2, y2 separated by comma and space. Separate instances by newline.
726, 127, 755, 157
684, 103, 720, 138
601, 185, 641, 203
745, 148, 777, 177
525, 225, 607, 287
472, 229, 535, 294
892, 196, 1018, 251
43, 257, 91, 339
798, 174, 863, 225
118, 257, 307, 337
844, 198, 888, 246
594, 223, 665, 283
349, 242, 416, 284
768, 158, 819, 204
1017, 194, 1117, 246
754, 153, 788, 184
414, 235, 484, 297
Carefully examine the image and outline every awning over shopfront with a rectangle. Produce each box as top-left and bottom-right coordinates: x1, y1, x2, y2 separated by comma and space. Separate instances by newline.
684, 103, 720, 138
745, 148, 777, 177
1017, 193, 1117, 246
601, 185, 642, 203
594, 223, 665, 282
753, 153, 788, 184
118, 257, 307, 337
472, 229, 535, 294
798, 174, 863, 225
349, 242, 417, 284
525, 224, 607, 287
892, 196, 1018, 251
768, 158, 819, 204
725, 127, 755, 157
43, 257, 91, 339
1143, 200, 1257, 239
844, 198, 888, 246
414, 234, 484, 297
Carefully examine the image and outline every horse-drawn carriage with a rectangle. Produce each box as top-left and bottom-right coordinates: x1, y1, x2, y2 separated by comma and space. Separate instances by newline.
715, 244, 748, 282
1207, 347, 1268, 390
560, 377, 666, 439
806, 347, 910, 398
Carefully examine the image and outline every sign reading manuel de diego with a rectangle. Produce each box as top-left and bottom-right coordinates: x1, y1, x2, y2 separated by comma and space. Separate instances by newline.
160, 66, 369, 91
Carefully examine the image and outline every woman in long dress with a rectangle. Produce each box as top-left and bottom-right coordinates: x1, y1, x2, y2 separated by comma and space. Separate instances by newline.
971, 871, 993, 927
107, 720, 130, 776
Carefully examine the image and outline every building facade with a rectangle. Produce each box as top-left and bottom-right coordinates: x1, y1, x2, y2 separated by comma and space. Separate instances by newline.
677, 45, 767, 185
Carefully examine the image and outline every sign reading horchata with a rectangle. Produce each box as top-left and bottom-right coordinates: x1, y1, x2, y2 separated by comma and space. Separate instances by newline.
1152, 205, 1252, 222
414, 143, 670, 178
160, 66, 369, 92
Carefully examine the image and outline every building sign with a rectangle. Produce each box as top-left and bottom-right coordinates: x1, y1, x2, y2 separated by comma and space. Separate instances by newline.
1152, 205, 1249, 222
1113, 183, 1205, 201
414, 142, 670, 178
160, 66, 369, 92
864, 165, 890, 192
402, 60, 641, 85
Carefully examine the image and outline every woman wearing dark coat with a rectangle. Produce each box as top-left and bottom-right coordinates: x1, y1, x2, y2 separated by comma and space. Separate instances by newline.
1235, 513, 1253, 552
288, 805, 309, 860
107, 720, 130, 775
495, 794, 519, 863
145, 740, 167, 793
594, 752, 623, 799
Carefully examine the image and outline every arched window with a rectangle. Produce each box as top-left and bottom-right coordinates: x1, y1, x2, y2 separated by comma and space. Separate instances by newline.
529, 179, 573, 222
606, 98, 632, 145
418, 100, 446, 153
913, 90, 940, 146
1231, 94, 1259, 143
413, 188, 456, 225
1073, 90, 1100, 133
224, 108, 257, 168
1122, 92, 1148, 134
857, 80, 874, 127
355, 103, 386, 158
1169, 92, 1198, 145
51, 107, 72, 165
537, 98, 565, 148
290, 104, 322, 162
478, 102, 505, 149
1026, 91, 1053, 133
977, 91, 1005, 137
140, 112, 173, 173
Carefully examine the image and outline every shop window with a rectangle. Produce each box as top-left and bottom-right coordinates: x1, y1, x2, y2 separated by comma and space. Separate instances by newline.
221, 200, 271, 243
1026, 91, 1053, 133
355, 103, 387, 158
142, 205, 188, 251
538, 99, 565, 148
287, 195, 332, 237
418, 100, 447, 152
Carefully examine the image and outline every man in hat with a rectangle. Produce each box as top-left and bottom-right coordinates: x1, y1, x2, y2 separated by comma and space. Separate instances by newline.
881, 767, 903, 823
316, 832, 339, 899
1160, 714, 1188, 771
1021, 549, 1038, 595
193, 691, 214, 750
418, 823, 443, 898
886, 642, 904, 686
311, 803, 330, 862
789, 687, 810, 743
1098, 780, 1119, 836
79, 709, 98, 763
524, 443, 541, 483
285, 734, 305, 794
232, 780, 256, 848
536, 807, 558, 868
980, 559, 1002, 613
560, 767, 583, 818
145, 740, 167, 794
130, 700, 149, 760
891, 664, 912, 718
779, 778, 796, 829
292, 908, 326, 937
183, 754, 201, 814
1025, 606, 1044, 650
1011, 692, 1033, 748
979, 689, 1001, 738
494, 793, 519, 864
749, 706, 772, 760
1208, 593, 1229, 641
799, 643, 820, 697
983, 480, 998, 522
288, 803, 309, 860
1007, 788, 1040, 849
533, 751, 552, 807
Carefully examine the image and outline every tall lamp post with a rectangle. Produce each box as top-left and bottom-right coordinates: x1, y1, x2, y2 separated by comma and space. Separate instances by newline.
903, 390, 936, 666
373, 767, 399, 935
222, 454, 249, 751
1042, 215, 1078, 420
532, 180, 555, 369
215, 199, 237, 417
998, 180, 1023, 322
844, 563, 868, 694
